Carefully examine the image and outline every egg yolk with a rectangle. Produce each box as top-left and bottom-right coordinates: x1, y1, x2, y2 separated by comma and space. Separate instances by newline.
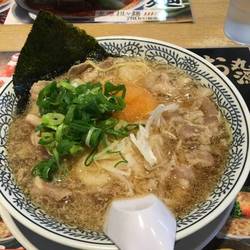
115, 84, 158, 122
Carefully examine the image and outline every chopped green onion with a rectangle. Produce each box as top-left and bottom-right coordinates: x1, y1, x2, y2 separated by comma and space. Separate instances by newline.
53, 148, 60, 167
42, 113, 65, 126
85, 127, 103, 148
64, 105, 76, 124
107, 150, 128, 168
32, 158, 58, 181
39, 132, 55, 145
104, 81, 126, 98
125, 124, 139, 131
33, 79, 136, 181
55, 123, 65, 142
57, 80, 75, 92
84, 149, 97, 166
70, 145, 83, 155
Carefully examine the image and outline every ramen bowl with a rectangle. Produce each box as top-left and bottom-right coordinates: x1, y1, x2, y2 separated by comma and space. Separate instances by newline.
0, 37, 249, 249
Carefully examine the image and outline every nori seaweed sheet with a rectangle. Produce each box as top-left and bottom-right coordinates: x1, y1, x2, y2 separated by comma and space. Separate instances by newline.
13, 11, 110, 113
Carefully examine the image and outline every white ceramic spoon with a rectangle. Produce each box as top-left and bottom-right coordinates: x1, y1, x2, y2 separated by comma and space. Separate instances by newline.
104, 194, 176, 250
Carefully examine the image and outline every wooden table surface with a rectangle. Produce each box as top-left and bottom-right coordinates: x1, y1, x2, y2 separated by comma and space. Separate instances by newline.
0, 0, 237, 51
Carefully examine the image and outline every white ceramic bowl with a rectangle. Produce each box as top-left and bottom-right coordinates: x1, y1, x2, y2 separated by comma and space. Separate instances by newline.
0, 37, 249, 250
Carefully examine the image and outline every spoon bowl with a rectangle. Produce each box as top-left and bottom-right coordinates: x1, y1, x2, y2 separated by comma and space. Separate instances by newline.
104, 194, 176, 250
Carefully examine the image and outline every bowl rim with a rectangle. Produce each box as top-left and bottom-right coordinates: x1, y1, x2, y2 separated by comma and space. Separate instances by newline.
0, 36, 249, 249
